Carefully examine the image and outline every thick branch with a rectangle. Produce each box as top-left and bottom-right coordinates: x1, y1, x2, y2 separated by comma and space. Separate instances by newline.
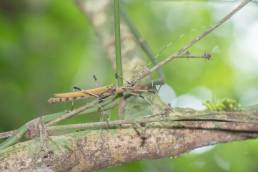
1, 110, 258, 172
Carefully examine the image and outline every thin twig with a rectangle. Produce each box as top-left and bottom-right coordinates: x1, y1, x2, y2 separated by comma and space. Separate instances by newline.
46, 101, 98, 126
46, 96, 117, 126
131, 0, 252, 84
174, 52, 212, 60
120, 8, 164, 81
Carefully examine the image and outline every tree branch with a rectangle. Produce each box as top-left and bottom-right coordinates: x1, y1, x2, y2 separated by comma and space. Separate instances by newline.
1, 110, 258, 172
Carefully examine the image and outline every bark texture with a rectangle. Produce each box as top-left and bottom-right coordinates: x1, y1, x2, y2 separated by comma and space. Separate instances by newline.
1, 110, 258, 172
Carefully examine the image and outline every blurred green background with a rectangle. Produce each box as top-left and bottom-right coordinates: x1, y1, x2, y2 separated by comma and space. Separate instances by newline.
1, 0, 258, 171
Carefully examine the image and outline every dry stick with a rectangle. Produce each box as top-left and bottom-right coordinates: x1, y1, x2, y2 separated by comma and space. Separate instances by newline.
132, 0, 252, 84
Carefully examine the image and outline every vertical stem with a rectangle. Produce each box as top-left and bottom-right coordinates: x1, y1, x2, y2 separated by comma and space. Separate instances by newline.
114, 0, 124, 119
114, 0, 123, 86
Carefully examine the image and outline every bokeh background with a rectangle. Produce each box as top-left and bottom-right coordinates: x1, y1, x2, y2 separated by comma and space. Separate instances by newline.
1, 0, 258, 171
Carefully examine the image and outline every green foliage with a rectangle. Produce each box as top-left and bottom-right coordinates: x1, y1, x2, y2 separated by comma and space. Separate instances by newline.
203, 98, 241, 112
0, 1, 258, 172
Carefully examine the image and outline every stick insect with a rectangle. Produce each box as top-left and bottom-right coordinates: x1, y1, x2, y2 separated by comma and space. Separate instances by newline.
48, 81, 163, 104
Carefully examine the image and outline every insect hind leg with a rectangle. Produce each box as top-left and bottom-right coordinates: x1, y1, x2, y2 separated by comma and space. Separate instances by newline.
97, 99, 111, 128
128, 90, 153, 106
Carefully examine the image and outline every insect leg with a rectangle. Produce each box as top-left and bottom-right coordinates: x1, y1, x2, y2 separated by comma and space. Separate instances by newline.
128, 89, 153, 105
70, 86, 82, 110
98, 100, 110, 123
93, 74, 100, 87
74, 86, 100, 98
73, 86, 82, 91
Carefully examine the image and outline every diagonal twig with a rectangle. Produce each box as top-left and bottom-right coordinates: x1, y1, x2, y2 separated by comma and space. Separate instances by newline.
120, 7, 165, 80
131, 0, 252, 84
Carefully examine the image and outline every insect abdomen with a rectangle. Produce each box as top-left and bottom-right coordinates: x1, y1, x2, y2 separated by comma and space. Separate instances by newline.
48, 96, 85, 104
